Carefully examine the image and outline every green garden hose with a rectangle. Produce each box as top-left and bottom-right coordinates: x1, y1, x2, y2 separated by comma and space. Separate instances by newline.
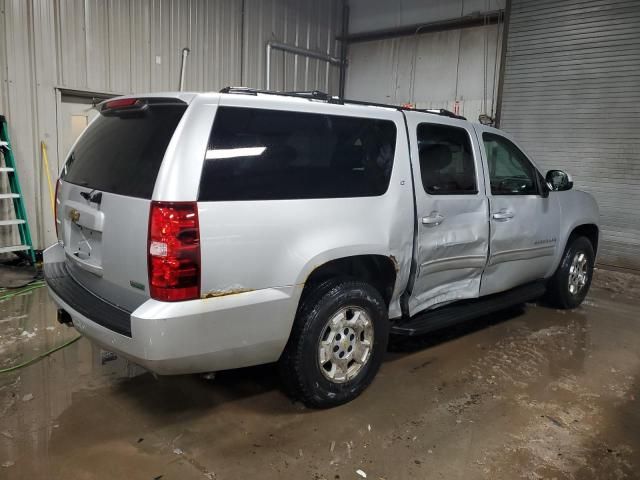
0, 335, 82, 374
0, 280, 46, 301
0, 279, 82, 373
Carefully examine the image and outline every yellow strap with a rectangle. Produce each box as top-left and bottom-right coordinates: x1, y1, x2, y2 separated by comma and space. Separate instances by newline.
41, 141, 55, 217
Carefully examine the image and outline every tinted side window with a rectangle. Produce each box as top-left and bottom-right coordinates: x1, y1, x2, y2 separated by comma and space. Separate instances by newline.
198, 107, 397, 201
483, 133, 539, 195
417, 124, 477, 195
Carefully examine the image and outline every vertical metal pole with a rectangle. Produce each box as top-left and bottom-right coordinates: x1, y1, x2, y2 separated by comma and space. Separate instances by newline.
338, 0, 349, 100
265, 43, 272, 90
179, 47, 190, 91
240, 0, 245, 86
494, 0, 511, 128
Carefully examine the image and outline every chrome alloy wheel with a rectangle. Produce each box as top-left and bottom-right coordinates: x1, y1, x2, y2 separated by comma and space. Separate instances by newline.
568, 251, 588, 295
317, 306, 374, 383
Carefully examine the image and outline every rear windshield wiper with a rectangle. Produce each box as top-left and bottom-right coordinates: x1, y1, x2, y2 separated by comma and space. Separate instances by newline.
80, 190, 103, 205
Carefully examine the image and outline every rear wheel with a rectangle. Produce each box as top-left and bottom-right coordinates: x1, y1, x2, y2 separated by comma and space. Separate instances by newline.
279, 279, 389, 408
545, 236, 595, 309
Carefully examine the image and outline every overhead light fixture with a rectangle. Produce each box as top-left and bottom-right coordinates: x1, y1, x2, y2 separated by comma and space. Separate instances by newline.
205, 146, 267, 160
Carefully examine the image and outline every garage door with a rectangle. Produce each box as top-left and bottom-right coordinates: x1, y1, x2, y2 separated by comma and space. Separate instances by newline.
498, 0, 640, 270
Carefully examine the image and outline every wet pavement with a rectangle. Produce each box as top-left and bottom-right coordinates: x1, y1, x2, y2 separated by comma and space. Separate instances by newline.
1, 269, 639, 480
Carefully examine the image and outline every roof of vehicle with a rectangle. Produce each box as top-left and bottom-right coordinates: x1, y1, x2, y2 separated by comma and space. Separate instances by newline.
101, 88, 485, 127
216, 86, 468, 121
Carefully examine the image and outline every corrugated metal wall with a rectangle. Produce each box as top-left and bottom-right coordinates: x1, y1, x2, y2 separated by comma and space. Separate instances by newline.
0, 0, 341, 250
499, 0, 640, 270
345, 24, 503, 122
244, 0, 341, 92
345, 0, 505, 123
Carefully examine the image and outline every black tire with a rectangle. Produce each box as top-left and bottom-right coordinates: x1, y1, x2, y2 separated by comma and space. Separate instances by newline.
545, 236, 595, 309
279, 279, 389, 408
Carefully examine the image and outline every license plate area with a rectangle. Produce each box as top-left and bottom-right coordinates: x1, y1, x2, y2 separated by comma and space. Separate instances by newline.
67, 222, 103, 265
62, 200, 105, 275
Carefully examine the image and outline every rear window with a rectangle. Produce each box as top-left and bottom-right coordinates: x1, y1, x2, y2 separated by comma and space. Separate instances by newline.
198, 107, 397, 201
61, 102, 187, 199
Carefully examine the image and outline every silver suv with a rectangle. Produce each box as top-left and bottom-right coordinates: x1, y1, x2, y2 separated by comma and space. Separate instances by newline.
44, 89, 599, 407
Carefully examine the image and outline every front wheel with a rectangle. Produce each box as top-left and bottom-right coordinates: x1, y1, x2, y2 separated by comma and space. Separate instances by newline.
545, 236, 595, 309
279, 279, 389, 408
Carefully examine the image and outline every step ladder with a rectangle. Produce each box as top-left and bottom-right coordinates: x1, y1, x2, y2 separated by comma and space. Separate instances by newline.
0, 115, 36, 263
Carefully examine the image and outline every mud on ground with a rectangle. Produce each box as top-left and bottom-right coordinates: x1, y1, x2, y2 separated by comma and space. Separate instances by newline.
0, 269, 639, 479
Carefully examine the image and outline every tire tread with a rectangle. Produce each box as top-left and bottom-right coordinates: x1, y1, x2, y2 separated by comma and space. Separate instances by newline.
545, 235, 594, 309
279, 278, 387, 408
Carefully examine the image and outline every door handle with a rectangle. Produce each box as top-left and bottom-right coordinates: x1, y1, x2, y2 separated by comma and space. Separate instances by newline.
492, 209, 514, 221
422, 213, 444, 226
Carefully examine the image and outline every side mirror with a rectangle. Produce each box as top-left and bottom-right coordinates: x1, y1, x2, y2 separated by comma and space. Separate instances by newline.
546, 170, 573, 192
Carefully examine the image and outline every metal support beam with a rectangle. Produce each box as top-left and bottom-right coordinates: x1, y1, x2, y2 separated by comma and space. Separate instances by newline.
265, 41, 342, 91
339, 9, 504, 43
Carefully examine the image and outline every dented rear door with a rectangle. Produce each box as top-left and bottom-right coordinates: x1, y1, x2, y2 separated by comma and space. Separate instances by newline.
403, 111, 490, 315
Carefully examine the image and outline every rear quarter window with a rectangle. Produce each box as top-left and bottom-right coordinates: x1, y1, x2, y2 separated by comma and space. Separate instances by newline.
61, 102, 187, 199
198, 107, 397, 201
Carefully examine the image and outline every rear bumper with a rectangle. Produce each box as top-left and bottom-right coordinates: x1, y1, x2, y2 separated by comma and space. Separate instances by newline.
43, 243, 300, 375
44, 260, 133, 336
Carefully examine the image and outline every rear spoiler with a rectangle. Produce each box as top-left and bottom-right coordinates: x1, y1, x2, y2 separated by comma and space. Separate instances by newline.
99, 97, 187, 117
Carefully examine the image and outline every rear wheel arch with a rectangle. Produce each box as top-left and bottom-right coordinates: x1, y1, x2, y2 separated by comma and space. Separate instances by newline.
301, 255, 397, 308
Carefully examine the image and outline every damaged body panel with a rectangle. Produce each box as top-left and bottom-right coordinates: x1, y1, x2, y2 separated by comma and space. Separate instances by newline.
202, 287, 255, 299
410, 196, 489, 313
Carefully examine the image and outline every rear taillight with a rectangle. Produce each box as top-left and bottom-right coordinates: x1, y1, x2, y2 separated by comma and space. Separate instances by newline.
54, 179, 60, 238
148, 201, 201, 302
100, 98, 147, 117
104, 98, 139, 110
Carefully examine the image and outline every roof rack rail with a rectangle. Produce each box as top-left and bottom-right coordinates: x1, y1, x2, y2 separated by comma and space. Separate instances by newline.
219, 86, 333, 101
281, 90, 333, 101
218, 86, 467, 120
335, 97, 466, 120
219, 86, 255, 95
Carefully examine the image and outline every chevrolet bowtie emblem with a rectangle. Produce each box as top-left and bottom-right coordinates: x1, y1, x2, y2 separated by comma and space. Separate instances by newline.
69, 208, 80, 223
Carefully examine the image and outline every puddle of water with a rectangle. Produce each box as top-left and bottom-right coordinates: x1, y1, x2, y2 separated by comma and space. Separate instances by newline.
0, 288, 139, 420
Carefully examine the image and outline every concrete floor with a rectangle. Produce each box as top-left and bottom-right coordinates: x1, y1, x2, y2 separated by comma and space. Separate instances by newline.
1, 270, 639, 480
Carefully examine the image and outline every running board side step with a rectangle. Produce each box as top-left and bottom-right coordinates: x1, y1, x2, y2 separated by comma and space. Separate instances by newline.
391, 281, 546, 336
